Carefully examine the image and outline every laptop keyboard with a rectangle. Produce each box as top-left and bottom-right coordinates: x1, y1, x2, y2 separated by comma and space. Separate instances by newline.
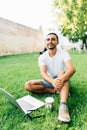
18, 99, 35, 111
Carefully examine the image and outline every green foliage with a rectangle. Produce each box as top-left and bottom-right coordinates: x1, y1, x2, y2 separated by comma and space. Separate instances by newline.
53, 0, 87, 42
0, 52, 87, 130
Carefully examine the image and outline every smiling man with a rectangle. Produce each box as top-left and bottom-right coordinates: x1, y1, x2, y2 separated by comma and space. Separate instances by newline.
25, 32, 76, 122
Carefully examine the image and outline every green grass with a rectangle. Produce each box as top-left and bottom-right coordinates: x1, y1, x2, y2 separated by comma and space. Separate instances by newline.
0, 51, 87, 130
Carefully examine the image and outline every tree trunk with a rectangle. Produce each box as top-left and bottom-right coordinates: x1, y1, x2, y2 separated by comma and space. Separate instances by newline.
82, 39, 87, 50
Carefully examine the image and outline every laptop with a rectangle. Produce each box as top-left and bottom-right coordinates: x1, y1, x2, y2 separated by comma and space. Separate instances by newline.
0, 88, 45, 115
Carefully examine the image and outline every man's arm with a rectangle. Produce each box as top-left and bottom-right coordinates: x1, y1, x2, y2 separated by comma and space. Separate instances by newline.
40, 65, 54, 84
58, 60, 76, 82
40, 65, 64, 92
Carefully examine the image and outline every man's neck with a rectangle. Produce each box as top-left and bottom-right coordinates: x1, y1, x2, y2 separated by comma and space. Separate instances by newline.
48, 48, 57, 57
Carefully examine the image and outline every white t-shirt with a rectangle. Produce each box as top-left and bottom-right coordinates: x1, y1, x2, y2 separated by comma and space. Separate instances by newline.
38, 48, 71, 78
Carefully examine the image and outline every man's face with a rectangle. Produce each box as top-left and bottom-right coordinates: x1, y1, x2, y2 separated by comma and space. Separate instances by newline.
45, 34, 58, 50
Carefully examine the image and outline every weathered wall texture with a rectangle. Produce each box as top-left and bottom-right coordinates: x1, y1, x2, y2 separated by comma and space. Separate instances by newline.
0, 17, 44, 56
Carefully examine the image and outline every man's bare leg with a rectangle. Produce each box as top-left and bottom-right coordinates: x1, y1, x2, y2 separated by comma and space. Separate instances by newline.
57, 71, 69, 103
25, 80, 55, 94
58, 71, 70, 122
59, 81, 69, 103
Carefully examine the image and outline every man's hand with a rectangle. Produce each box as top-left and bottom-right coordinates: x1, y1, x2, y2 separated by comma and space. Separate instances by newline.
52, 78, 64, 91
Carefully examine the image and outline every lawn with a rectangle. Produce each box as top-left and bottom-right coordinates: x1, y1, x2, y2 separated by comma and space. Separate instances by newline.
0, 51, 87, 130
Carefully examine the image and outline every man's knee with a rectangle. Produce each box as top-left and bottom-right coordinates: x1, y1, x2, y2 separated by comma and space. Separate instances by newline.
24, 81, 32, 91
58, 71, 65, 77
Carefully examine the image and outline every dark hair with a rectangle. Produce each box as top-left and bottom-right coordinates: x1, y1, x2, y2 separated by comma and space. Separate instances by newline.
47, 32, 59, 41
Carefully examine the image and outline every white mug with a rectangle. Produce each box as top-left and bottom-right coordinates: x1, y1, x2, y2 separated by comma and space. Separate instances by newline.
45, 97, 54, 109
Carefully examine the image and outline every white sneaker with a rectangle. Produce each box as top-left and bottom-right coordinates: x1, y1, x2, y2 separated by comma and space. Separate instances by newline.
58, 103, 71, 122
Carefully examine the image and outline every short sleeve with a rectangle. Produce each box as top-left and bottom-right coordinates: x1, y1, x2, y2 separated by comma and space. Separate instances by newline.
38, 55, 46, 66
63, 51, 71, 62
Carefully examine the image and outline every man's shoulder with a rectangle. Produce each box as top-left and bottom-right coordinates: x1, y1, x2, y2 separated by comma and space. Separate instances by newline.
57, 49, 71, 59
57, 48, 69, 54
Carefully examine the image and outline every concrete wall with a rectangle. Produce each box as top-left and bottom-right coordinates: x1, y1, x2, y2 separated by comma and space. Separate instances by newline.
0, 17, 44, 56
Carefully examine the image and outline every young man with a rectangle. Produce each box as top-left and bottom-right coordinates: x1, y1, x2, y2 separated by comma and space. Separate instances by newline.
25, 32, 76, 122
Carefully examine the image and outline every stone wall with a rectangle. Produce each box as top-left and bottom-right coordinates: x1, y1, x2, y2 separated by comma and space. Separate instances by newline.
0, 17, 44, 56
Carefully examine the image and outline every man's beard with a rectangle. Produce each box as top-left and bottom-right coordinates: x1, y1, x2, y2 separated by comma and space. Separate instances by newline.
47, 45, 56, 50
47, 43, 56, 50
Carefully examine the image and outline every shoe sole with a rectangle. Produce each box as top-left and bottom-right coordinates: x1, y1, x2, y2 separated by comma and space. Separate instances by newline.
58, 116, 70, 122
